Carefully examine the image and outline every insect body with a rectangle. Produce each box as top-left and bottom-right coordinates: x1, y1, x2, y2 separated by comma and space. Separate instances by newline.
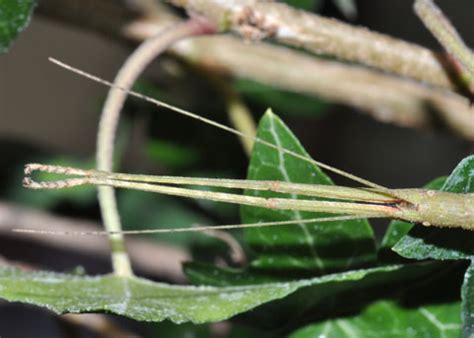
21, 163, 474, 234
17, 59, 474, 236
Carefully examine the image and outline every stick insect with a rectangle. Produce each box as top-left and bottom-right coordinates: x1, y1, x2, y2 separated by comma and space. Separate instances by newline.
19, 59, 474, 237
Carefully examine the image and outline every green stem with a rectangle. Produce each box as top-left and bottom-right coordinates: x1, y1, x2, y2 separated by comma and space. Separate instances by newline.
95, 18, 216, 277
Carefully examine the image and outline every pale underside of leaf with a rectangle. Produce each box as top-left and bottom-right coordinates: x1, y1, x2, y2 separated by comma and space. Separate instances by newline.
0, 265, 407, 323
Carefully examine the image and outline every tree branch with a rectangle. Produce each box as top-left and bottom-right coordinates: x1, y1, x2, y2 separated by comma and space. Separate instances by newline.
170, 0, 462, 92
36, 0, 474, 140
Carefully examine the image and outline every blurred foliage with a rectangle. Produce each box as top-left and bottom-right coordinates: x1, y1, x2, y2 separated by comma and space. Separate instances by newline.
0, 0, 35, 53
283, 0, 323, 12
234, 79, 329, 118
146, 140, 200, 169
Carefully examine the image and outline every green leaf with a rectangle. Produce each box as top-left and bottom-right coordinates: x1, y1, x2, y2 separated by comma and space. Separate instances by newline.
283, 0, 322, 11
241, 110, 376, 274
462, 259, 474, 338
0, 267, 296, 323
150, 322, 211, 338
393, 156, 474, 260
379, 176, 447, 260
185, 261, 450, 329
184, 262, 281, 286
234, 79, 328, 118
145, 140, 200, 169
0, 0, 35, 53
0, 265, 426, 324
289, 300, 461, 338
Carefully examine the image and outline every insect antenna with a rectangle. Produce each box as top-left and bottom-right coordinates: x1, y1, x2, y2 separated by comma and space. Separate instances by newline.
13, 215, 375, 236
48, 57, 392, 193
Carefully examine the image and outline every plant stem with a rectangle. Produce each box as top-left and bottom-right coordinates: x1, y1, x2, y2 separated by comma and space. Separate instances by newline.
170, 0, 460, 91
39, 1, 474, 140
95, 18, 216, 277
414, 0, 474, 93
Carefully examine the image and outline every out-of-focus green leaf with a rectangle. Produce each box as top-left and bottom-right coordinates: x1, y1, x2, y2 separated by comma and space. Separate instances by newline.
283, 0, 322, 11
242, 110, 375, 274
289, 300, 461, 338
234, 80, 329, 118
145, 140, 199, 169
380, 176, 447, 259
0, 0, 35, 53
0, 265, 417, 324
150, 322, 211, 338
393, 156, 474, 260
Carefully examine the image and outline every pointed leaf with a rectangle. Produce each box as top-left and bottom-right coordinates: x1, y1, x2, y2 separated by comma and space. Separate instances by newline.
184, 261, 450, 329
0, 265, 425, 324
241, 110, 375, 274
0, 267, 297, 323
